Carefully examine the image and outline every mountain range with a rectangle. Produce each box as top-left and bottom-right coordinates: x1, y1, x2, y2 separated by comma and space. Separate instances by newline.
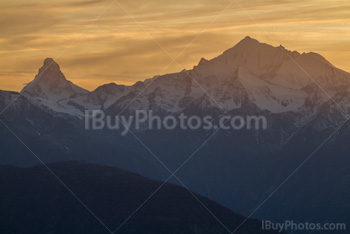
1, 36, 350, 233
20, 36, 350, 118
1, 161, 283, 234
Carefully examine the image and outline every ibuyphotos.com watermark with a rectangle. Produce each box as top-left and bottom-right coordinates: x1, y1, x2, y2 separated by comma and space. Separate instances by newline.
262, 220, 346, 233
84, 110, 268, 135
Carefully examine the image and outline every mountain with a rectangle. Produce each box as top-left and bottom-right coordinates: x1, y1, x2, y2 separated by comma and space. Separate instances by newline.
0, 161, 283, 234
21, 58, 88, 117
0, 90, 163, 178
20, 36, 350, 118
2, 36, 350, 233
190, 36, 349, 113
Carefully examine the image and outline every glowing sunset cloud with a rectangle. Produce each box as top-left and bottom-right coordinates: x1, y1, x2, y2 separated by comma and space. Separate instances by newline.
0, 0, 349, 91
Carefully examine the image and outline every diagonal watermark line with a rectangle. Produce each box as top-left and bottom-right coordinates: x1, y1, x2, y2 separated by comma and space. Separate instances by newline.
231, 0, 350, 120
129, 130, 232, 232
0, 0, 117, 117
114, 0, 224, 110
205, 1, 350, 232
112, 97, 349, 234
171, 0, 236, 65
113, 0, 236, 118
111, 119, 227, 233
1, 1, 244, 234
111, 0, 350, 178
109, 2, 246, 230
112, 178, 168, 233
3, 1, 346, 234
177, 181, 232, 233
0, 2, 120, 232
230, 117, 349, 234
78, 1, 350, 233
0, 118, 113, 234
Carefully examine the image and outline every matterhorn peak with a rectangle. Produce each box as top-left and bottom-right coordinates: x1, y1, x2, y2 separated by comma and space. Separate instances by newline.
43, 58, 60, 70
21, 58, 87, 102
31, 58, 62, 80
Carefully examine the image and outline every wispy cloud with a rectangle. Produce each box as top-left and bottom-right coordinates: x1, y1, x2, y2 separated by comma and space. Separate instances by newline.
0, 0, 349, 91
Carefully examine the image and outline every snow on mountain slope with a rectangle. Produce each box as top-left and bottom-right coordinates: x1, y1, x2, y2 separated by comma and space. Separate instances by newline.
22, 58, 88, 101
21, 58, 89, 117
194, 36, 299, 80
0, 90, 20, 106
273, 52, 349, 89
89, 83, 127, 109
191, 36, 349, 113
19, 37, 350, 118
237, 67, 307, 113
63, 83, 130, 116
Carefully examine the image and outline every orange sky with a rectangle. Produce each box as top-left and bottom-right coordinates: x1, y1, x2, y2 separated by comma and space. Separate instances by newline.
1, 0, 350, 91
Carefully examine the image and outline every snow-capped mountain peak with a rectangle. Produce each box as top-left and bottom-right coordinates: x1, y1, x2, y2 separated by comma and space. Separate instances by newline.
42, 57, 61, 73
22, 58, 87, 101
189, 37, 350, 113
30, 58, 66, 85
19, 37, 350, 117
20, 58, 88, 116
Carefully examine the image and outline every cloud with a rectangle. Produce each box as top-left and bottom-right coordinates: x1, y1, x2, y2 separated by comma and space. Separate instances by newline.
0, 6, 61, 36
0, 0, 350, 91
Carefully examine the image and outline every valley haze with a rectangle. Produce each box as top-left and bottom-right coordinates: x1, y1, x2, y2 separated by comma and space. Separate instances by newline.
1, 36, 349, 234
